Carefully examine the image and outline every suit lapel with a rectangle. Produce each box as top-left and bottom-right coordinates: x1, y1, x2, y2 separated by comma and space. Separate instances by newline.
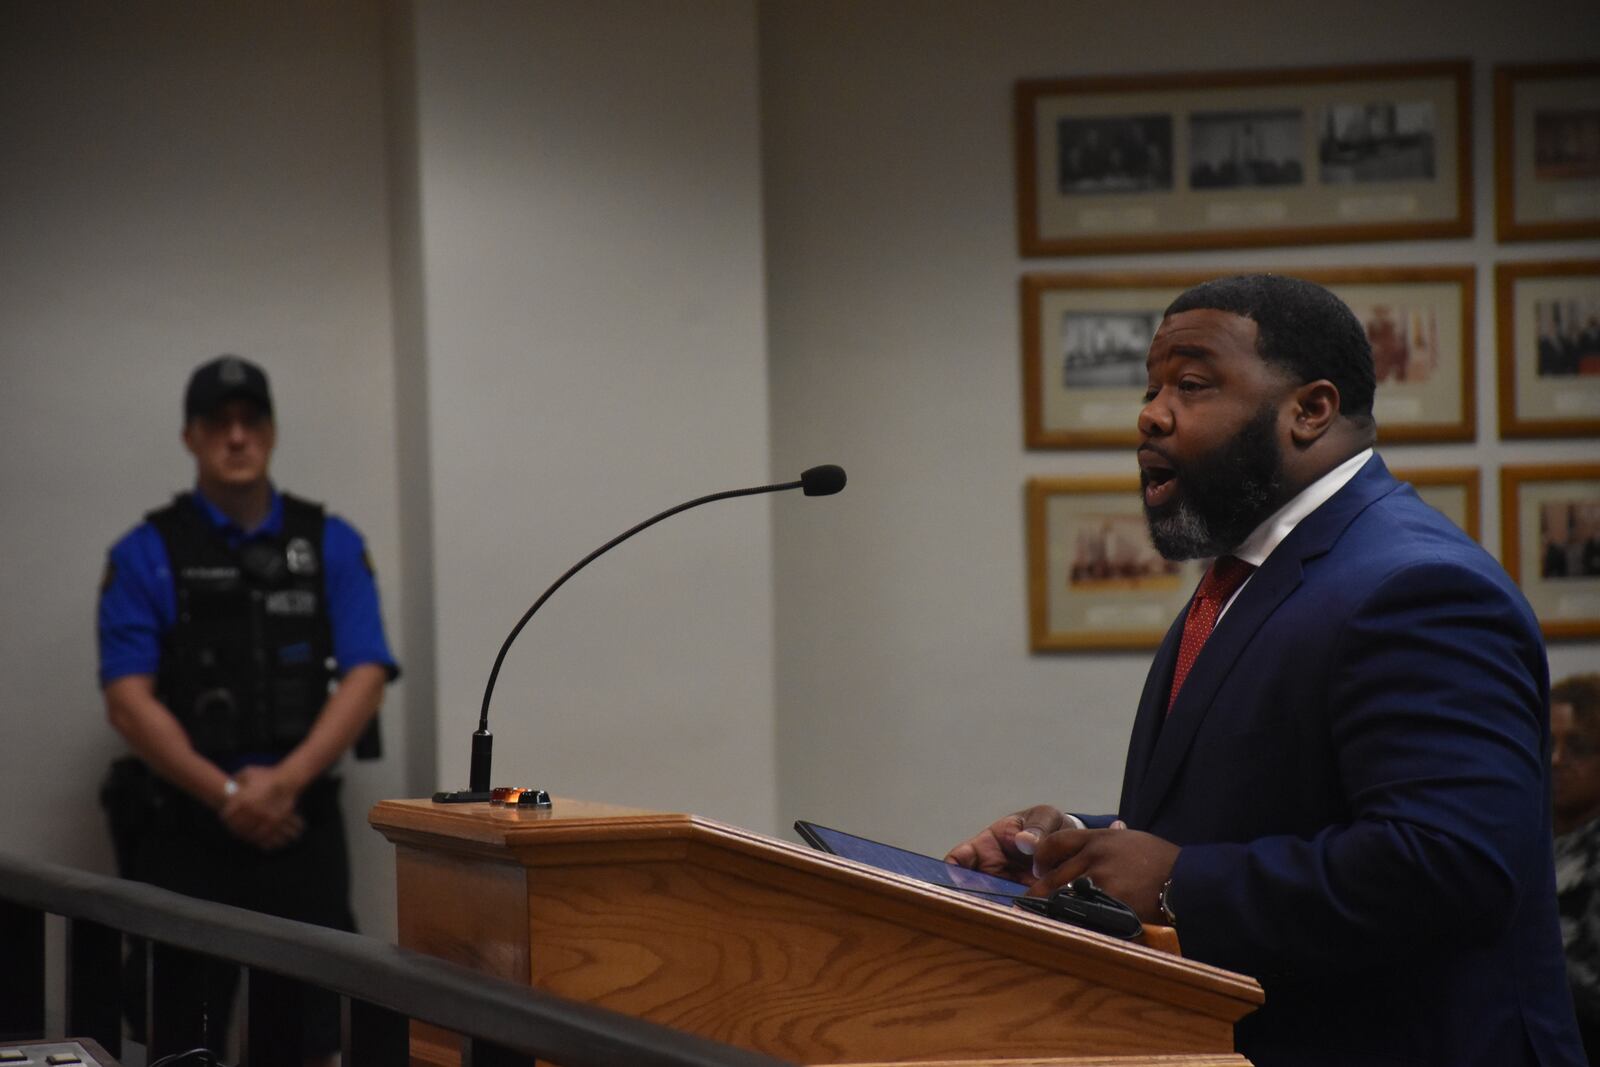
1118, 611, 1185, 819
1123, 455, 1402, 828
1126, 553, 1304, 827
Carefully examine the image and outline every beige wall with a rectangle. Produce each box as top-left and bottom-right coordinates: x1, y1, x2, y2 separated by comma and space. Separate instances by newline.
408, 0, 779, 829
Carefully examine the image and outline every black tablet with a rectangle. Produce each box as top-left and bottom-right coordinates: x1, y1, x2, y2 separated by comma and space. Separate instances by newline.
793, 819, 1028, 900
793, 819, 1144, 940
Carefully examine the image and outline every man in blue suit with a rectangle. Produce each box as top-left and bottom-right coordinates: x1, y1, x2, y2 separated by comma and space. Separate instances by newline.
949, 275, 1583, 1065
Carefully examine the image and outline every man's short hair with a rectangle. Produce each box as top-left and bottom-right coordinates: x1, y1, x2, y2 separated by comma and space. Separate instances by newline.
1555, 673, 1600, 738
1165, 274, 1376, 421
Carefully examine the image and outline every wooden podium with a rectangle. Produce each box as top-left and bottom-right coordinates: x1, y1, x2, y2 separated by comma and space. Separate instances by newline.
370, 797, 1262, 1066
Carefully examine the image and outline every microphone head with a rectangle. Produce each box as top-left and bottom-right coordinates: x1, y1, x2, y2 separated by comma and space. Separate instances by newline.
800, 464, 847, 496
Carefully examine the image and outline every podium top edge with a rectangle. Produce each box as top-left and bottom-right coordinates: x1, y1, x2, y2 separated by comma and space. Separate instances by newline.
367, 796, 1263, 1010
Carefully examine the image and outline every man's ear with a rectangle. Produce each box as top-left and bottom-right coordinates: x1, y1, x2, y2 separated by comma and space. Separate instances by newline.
180, 421, 198, 457
1287, 379, 1340, 446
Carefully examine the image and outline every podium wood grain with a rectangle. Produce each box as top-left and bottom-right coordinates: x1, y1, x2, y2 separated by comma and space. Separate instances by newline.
372, 798, 1260, 1066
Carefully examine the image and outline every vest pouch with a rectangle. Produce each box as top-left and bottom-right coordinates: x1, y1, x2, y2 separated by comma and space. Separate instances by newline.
186, 685, 247, 756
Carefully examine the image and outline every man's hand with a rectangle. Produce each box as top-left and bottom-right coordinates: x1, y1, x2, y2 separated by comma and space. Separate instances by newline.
219, 765, 304, 851
1029, 826, 1180, 923
944, 805, 1071, 886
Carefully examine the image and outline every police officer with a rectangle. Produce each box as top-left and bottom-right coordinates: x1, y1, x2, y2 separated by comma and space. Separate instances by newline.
98, 355, 398, 1062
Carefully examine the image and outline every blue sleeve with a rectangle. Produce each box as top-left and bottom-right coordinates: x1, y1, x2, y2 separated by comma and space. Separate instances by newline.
322, 514, 399, 680
98, 524, 176, 686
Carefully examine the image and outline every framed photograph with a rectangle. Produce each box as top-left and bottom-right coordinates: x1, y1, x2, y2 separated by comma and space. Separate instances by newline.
1501, 463, 1600, 640
1015, 61, 1471, 256
1026, 476, 1204, 651
1496, 259, 1600, 438
1495, 62, 1600, 242
1392, 467, 1481, 542
1022, 266, 1475, 448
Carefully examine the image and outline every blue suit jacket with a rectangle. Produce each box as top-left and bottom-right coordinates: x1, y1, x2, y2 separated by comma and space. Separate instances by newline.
1117, 456, 1583, 1066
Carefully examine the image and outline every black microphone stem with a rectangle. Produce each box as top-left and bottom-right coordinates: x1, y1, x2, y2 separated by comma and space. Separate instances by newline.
467, 477, 806, 794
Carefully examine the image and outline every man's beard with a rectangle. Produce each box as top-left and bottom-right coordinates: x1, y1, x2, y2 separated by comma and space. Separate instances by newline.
1143, 403, 1285, 561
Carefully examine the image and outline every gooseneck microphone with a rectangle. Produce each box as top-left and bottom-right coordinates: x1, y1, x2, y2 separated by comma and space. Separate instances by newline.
433, 464, 847, 803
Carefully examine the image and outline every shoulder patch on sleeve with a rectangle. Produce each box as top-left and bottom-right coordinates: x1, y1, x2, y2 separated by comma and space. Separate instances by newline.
100, 559, 117, 595
362, 549, 376, 577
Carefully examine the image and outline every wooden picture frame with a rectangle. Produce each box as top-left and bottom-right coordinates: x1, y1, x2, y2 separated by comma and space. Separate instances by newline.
1392, 466, 1481, 542
1015, 61, 1471, 256
1501, 463, 1600, 641
1496, 259, 1600, 438
1026, 476, 1203, 651
1494, 61, 1600, 242
1022, 266, 1476, 448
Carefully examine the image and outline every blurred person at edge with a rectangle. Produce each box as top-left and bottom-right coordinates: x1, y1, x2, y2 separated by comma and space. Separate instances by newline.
1553, 673, 1600, 1063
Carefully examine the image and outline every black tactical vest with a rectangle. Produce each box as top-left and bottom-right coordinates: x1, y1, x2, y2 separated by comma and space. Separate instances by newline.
148, 492, 335, 760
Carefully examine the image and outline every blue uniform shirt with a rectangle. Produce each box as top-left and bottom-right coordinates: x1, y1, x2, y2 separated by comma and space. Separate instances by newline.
99, 487, 398, 688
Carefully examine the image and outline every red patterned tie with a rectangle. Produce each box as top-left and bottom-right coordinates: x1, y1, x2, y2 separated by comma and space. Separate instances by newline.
1167, 555, 1255, 713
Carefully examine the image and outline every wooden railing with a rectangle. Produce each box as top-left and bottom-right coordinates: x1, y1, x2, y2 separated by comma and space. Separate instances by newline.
0, 851, 790, 1067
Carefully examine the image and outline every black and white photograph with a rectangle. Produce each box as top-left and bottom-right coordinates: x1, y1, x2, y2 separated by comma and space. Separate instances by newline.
1319, 101, 1437, 183
1055, 115, 1173, 195
1019, 63, 1468, 254
1023, 273, 1183, 448
1061, 310, 1160, 389
1188, 108, 1304, 189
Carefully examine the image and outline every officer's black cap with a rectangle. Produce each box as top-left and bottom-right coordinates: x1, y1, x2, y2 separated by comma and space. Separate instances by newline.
184, 355, 273, 422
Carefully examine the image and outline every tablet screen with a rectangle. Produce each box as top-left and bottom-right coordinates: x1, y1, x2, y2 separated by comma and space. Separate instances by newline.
794, 820, 1028, 899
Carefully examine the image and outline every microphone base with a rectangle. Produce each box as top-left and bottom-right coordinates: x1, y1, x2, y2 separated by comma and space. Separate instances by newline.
432, 789, 493, 803
432, 788, 552, 807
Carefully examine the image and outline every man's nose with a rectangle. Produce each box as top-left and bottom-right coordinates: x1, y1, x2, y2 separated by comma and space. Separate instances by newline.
1138, 392, 1171, 437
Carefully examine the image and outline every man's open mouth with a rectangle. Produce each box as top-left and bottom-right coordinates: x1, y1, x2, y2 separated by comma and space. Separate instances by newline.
1138, 449, 1178, 509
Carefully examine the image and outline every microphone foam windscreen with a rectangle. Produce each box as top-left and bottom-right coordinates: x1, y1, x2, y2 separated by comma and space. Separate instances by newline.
800, 464, 847, 496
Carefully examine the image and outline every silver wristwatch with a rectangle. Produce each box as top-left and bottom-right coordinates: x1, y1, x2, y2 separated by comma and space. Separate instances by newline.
1158, 878, 1178, 926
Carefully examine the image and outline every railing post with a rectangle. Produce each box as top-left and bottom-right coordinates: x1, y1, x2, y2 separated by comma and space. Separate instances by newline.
241, 966, 303, 1065
344, 997, 410, 1067
145, 941, 234, 1059
0, 898, 45, 1039
65, 918, 123, 1055
464, 1038, 539, 1067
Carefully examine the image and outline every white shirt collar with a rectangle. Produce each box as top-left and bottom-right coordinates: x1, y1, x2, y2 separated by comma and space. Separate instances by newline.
1232, 448, 1373, 568
1214, 448, 1372, 620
